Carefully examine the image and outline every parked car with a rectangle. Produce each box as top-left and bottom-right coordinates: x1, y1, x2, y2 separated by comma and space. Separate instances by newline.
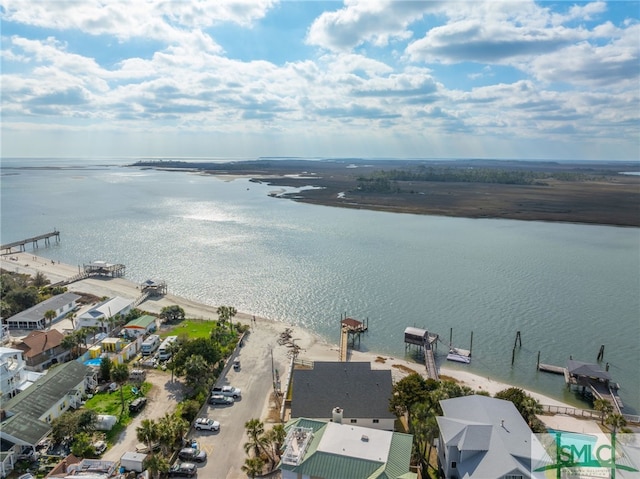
194, 417, 220, 431
93, 440, 107, 456
211, 385, 242, 398
168, 462, 197, 478
209, 394, 234, 406
178, 447, 207, 463
233, 359, 240, 370
129, 397, 147, 413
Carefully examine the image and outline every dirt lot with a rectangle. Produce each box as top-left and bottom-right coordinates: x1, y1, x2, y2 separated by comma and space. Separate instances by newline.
102, 369, 184, 463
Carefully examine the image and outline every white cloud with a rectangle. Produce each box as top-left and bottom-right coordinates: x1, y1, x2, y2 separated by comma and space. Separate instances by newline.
306, 0, 438, 52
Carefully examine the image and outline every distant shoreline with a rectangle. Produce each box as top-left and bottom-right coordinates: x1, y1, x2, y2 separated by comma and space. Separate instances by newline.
129, 158, 640, 227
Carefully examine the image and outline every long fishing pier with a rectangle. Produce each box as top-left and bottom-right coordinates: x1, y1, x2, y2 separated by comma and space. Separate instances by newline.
1, 230, 60, 254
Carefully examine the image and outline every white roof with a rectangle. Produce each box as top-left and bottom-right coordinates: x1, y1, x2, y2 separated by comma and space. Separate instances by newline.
316, 422, 392, 463
79, 296, 133, 320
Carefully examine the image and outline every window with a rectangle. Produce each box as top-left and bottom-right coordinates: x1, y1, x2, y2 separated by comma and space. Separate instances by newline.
504, 476, 523, 479
350, 419, 357, 424
451, 462, 456, 469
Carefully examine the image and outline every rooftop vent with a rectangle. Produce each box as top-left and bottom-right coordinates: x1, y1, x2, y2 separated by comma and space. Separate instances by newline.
361, 435, 369, 442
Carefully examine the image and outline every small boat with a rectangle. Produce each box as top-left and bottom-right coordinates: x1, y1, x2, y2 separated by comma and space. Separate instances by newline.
447, 348, 471, 364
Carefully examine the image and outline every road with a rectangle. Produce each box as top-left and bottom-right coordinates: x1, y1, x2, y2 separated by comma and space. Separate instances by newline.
189, 329, 292, 479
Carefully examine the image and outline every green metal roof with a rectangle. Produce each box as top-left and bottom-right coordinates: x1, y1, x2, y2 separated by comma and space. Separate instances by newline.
280, 418, 416, 479
124, 315, 156, 328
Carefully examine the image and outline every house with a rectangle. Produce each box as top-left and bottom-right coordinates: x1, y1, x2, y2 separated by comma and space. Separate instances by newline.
0, 361, 95, 477
279, 417, 416, 479
45, 457, 117, 478
436, 395, 546, 479
76, 296, 134, 333
0, 347, 45, 400
122, 314, 157, 337
4, 292, 81, 330
290, 361, 396, 430
13, 329, 70, 371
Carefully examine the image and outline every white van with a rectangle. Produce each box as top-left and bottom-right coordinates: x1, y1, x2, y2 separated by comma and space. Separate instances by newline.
157, 335, 178, 361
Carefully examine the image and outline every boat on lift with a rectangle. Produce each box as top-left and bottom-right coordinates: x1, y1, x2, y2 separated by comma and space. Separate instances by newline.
447, 348, 471, 364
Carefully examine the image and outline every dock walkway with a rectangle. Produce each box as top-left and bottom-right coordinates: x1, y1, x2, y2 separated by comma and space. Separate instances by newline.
1, 230, 60, 253
423, 341, 438, 381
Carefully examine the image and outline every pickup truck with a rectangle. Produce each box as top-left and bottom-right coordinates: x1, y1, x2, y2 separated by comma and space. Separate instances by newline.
211, 385, 241, 398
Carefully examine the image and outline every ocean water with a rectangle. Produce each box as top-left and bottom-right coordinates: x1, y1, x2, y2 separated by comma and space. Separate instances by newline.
1, 158, 639, 412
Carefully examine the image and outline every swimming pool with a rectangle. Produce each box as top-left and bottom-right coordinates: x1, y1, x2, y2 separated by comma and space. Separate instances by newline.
84, 358, 102, 366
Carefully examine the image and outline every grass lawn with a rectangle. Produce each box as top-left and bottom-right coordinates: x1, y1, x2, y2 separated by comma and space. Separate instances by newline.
161, 319, 216, 339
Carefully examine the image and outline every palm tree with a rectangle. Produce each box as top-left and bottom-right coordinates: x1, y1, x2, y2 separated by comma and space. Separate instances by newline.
594, 398, 614, 425
145, 453, 169, 479
137, 419, 159, 454
263, 424, 286, 466
410, 402, 440, 477
244, 419, 267, 459
65, 311, 77, 330
61, 332, 82, 359
44, 309, 56, 329
110, 363, 130, 416
241, 457, 265, 478
605, 413, 627, 435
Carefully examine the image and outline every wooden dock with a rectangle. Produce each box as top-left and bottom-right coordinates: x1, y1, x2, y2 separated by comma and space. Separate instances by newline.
338, 316, 368, 362
423, 341, 439, 381
1, 230, 60, 253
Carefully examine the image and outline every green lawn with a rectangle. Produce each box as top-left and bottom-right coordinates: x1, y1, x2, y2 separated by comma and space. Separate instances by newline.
85, 382, 151, 418
161, 319, 215, 339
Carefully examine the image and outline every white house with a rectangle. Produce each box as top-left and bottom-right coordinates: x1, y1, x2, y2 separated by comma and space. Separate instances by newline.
4, 292, 81, 330
279, 418, 416, 479
436, 395, 547, 479
0, 347, 44, 401
76, 296, 134, 333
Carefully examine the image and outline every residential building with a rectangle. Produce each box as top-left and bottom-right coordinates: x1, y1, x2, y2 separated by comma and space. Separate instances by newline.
3, 292, 80, 330
0, 361, 95, 477
122, 314, 157, 337
436, 395, 546, 479
76, 296, 133, 333
0, 347, 45, 400
290, 361, 396, 430
279, 418, 416, 479
13, 329, 70, 371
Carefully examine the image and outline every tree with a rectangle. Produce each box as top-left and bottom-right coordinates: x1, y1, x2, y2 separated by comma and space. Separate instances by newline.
263, 424, 286, 466
110, 363, 130, 415
160, 305, 185, 323
44, 309, 56, 329
410, 402, 439, 477
146, 453, 169, 479
182, 354, 211, 393
61, 331, 83, 359
244, 419, 267, 459
605, 413, 627, 435
241, 457, 265, 478
494, 387, 542, 426
70, 432, 95, 458
137, 419, 159, 454
216, 305, 237, 328
32, 271, 50, 288
389, 373, 433, 429
173, 337, 221, 374
51, 411, 80, 443
100, 356, 113, 382
594, 398, 614, 425
76, 409, 98, 432
65, 311, 77, 330
179, 399, 201, 423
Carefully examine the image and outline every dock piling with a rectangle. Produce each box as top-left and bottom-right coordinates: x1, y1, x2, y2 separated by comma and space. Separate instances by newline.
597, 344, 605, 361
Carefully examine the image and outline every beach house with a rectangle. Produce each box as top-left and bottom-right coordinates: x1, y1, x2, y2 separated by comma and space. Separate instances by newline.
76, 296, 134, 333
13, 329, 70, 371
436, 395, 545, 479
289, 361, 396, 431
279, 418, 416, 479
122, 314, 157, 338
4, 292, 80, 330
0, 347, 45, 400
0, 361, 94, 477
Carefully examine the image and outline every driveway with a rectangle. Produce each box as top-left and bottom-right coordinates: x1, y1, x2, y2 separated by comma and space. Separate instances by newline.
102, 369, 184, 462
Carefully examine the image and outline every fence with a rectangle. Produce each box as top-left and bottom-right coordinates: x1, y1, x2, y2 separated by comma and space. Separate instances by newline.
541, 404, 640, 425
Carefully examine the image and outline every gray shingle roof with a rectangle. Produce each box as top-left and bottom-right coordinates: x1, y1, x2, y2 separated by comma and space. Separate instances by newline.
6, 292, 80, 323
290, 362, 395, 420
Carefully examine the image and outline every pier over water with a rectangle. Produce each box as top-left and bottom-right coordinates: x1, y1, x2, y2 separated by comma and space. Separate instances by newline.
1, 230, 60, 254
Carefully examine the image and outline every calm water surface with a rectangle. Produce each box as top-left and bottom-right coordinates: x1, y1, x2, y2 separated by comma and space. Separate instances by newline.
1, 158, 638, 412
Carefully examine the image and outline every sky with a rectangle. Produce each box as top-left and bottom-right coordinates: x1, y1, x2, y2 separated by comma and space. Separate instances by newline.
1, 0, 639, 161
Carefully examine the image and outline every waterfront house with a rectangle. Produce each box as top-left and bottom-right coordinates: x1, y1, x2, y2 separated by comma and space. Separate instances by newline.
122, 314, 157, 338
279, 417, 416, 479
13, 329, 70, 371
4, 292, 80, 330
436, 395, 545, 479
76, 296, 134, 333
0, 361, 94, 477
289, 361, 396, 431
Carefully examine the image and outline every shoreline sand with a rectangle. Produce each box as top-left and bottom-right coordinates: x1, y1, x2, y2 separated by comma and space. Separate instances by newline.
2, 251, 576, 408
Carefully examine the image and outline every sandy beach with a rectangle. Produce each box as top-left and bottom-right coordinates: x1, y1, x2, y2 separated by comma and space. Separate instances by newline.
1, 251, 576, 408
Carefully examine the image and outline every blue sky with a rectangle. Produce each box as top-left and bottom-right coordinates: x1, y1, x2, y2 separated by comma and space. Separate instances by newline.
1, 0, 638, 160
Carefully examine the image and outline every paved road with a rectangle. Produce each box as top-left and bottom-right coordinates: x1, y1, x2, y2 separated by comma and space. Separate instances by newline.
190, 330, 291, 479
